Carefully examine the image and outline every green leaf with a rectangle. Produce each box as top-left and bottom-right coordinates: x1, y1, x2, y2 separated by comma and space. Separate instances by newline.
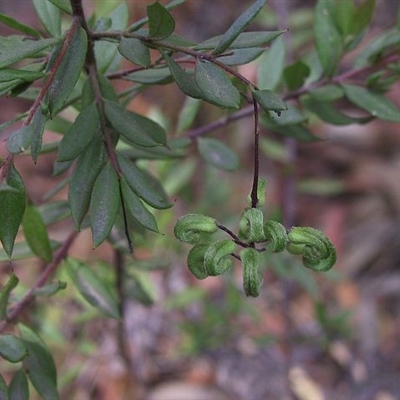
45, 26, 87, 116
69, 136, 106, 229
0, 274, 19, 320
0, 374, 8, 400
195, 60, 240, 109
187, 244, 210, 279
308, 84, 344, 102
213, 0, 267, 55
0, 166, 26, 259
0, 335, 27, 363
342, 84, 400, 122
57, 103, 99, 162
19, 324, 59, 400
218, 47, 264, 66
270, 104, 306, 125
314, 0, 342, 77
197, 137, 240, 171
8, 369, 29, 400
81, 74, 118, 108
65, 258, 120, 318
90, 163, 120, 247
22, 204, 52, 262
257, 35, 285, 90
123, 67, 172, 84
283, 60, 310, 91
163, 53, 204, 99
33, 281, 67, 297
252, 89, 287, 113
301, 95, 371, 125
147, 2, 175, 40
120, 178, 159, 233
348, 0, 375, 45
0, 13, 40, 38
104, 100, 166, 147
196, 31, 285, 50
125, 271, 156, 306
204, 239, 235, 276
174, 213, 218, 245
0, 68, 45, 83
117, 153, 172, 209
0, 36, 61, 69
33, 0, 61, 36
6, 126, 33, 154
31, 108, 46, 163
118, 37, 151, 67
241, 248, 262, 297
177, 97, 201, 133
47, 0, 72, 14
0, 241, 60, 262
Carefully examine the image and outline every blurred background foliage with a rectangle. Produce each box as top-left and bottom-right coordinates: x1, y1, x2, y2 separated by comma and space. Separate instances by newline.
1, 1, 400, 399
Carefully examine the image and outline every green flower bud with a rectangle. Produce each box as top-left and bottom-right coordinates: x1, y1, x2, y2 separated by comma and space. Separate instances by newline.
241, 248, 262, 297
263, 220, 287, 252
187, 244, 209, 279
239, 208, 266, 243
174, 213, 218, 245
204, 239, 236, 276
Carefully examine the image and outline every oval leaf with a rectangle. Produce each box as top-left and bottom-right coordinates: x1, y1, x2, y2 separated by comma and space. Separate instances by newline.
147, 2, 175, 40
252, 89, 287, 113
120, 178, 159, 233
6, 126, 33, 154
90, 162, 120, 247
218, 47, 264, 66
19, 324, 59, 400
69, 136, 106, 229
104, 100, 166, 147
57, 103, 99, 162
195, 59, 240, 109
197, 137, 240, 171
65, 258, 120, 318
0, 335, 28, 363
0, 13, 40, 38
45, 26, 87, 116
117, 154, 171, 209
32, 0, 61, 36
8, 369, 29, 400
118, 37, 151, 67
22, 204, 53, 262
213, 0, 267, 55
0, 166, 26, 259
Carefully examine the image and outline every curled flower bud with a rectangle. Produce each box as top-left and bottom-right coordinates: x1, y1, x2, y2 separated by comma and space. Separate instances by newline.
247, 178, 267, 208
263, 220, 287, 252
241, 248, 262, 297
187, 244, 209, 279
287, 227, 337, 272
174, 213, 218, 245
204, 239, 236, 276
239, 208, 266, 243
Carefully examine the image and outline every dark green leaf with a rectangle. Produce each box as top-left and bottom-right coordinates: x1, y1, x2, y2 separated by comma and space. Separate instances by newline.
8, 369, 29, 400
120, 178, 159, 233
47, 0, 72, 14
198, 138, 240, 171
342, 84, 400, 122
218, 47, 264, 66
69, 136, 106, 229
261, 117, 319, 142
34, 281, 67, 297
19, 324, 59, 400
213, 0, 267, 55
195, 59, 240, 109
81, 75, 118, 108
0, 166, 26, 259
271, 104, 306, 125
177, 97, 201, 133
0, 241, 60, 262
0, 274, 18, 320
163, 53, 204, 99
117, 153, 172, 209
90, 163, 120, 247
124, 67, 172, 84
301, 95, 372, 125
57, 103, 99, 162
6, 126, 33, 154
22, 204, 52, 262
0, 68, 45, 83
65, 258, 120, 318
118, 37, 151, 67
31, 108, 46, 163
348, 0, 375, 43
252, 89, 287, 113
196, 31, 285, 50
308, 84, 344, 102
147, 2, 175, 40
45, 26, 87, 116
0, 36, 61, 69
104, 100, 166, 147
0, 335, 27, 363
0, 13, 40, 38
125, 271, 156, 306
33, 0, 61, 36
0, 374, 8, 400
257, 36, 285, 90
283, 60, 310, 91
314, 0, 342, 77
